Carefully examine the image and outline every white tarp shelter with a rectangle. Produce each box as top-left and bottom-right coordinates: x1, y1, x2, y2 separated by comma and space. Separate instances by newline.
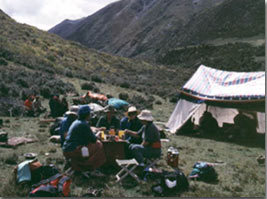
167, 65, 265, 133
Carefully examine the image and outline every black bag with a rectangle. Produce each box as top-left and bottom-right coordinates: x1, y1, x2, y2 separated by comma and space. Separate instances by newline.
152, 169, 189, 196
31, 164, 60, 184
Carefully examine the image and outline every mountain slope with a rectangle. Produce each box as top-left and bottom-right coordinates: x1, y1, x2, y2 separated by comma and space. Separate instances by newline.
49, 0, 226, 59
0, 9, 193, 115
49, 0, 264, 60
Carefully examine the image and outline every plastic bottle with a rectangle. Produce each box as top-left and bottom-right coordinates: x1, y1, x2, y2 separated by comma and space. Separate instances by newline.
81, 146, 89, 157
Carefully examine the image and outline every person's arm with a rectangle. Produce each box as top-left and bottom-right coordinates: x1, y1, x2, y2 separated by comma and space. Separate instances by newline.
96, 117, 105, 128
86, 125, 97, 143
125, 126, 143, 138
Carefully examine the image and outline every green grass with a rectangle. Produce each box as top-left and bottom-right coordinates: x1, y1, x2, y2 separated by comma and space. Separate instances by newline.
0, 84, 265, 197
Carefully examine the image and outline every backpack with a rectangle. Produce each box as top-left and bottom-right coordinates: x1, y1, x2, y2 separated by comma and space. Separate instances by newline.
31, 164, 60, 185
189, 162, 218, 182
29, 173, 71, 197
152, 169, 189, 196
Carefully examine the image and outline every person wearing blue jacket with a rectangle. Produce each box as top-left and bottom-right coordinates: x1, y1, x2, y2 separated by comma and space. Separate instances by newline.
63, 105, 106, 173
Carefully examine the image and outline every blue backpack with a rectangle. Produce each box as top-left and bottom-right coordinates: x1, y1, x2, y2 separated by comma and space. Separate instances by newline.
108, 98, 129, 109
189, 162, 218, 182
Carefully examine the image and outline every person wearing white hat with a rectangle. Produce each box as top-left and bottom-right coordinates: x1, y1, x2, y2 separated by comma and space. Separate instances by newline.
120, 106, 143, 144
125, 110, 161, 166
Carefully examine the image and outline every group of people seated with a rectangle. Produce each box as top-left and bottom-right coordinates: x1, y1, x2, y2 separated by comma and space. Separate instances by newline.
59, 104, 161, 174
24, 94, 68, 118
24, 95, 46, 116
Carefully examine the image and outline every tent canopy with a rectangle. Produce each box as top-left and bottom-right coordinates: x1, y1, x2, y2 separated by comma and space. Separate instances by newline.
167, 65, 265, 133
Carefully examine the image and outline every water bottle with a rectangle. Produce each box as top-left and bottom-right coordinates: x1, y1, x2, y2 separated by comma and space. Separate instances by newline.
81, 146, 89, 157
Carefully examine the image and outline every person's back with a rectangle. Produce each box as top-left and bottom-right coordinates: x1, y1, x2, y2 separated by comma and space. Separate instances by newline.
234, 111, 257, 136
60, 98, 69, 116
63, 119, 96, 152
199, 111, 218, 134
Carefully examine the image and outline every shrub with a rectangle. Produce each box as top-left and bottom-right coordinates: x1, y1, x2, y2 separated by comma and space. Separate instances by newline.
170, 96, 178, 103
16, 78, 29, 88
120, 82, 130, 89
0, 83, 9, 96
155, 100, 162, 105
65, 69, 73, 78
0, 58, 8, 65
40, 86, 51, 99
81, 82, 96, 90
119, 92, 129, 100
91, 75, 102, 83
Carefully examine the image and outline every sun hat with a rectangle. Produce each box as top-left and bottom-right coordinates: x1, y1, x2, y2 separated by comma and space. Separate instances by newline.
126, 106, 139, 117
78, 105, 91, 116
65, 105, 79, 115
137, 110, 154, 121
128, 106, 137, 113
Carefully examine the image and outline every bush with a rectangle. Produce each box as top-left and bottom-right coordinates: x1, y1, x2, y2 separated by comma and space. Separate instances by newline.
120, 82, 130, 89
65, 69, 73, 78
0, 58, 8, 66
155, 100, 162, 105
119, 92, 129, 100
129, 95, 153, 110
0, 83, 9, 96
40, 86, 51, 99
170, 96, 178, 103
16, 78, 29, 88
81, 82, 97, 90
91, 75, 102, 83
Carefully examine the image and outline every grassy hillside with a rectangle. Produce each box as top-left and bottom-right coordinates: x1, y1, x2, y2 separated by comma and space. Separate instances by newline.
157, 42, 265, 71
0, 9, 194, 116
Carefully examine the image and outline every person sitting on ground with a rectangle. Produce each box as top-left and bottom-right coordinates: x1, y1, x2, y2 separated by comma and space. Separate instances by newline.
32, 96, 46, 116
24, 95, 35, 116
60, 97, 69, 116
233, 110, 257, 137
125, 110, 161, 167
198, 111, 219, 135
96, 106, 120, 131
59, 105, 79, 147
120, 106, 143, 144
49, 94, 61, 118
62, 105, 106, 174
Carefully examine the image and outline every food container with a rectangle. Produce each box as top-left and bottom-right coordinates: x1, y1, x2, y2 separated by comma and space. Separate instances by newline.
118, 130, 125, 139
100, 131, 106, 140
109, 129, 116, 136
167, 147, 179, 168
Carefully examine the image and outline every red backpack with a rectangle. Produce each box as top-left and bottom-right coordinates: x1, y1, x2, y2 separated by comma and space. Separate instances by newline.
29, 173, 71, 197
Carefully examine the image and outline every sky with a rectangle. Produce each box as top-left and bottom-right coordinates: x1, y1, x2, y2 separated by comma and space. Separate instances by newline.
0, 0, 119, 31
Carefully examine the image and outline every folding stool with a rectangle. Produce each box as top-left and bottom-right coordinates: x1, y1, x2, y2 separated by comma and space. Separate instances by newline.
115, 159, 140, 183
145, 157, 160, 170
